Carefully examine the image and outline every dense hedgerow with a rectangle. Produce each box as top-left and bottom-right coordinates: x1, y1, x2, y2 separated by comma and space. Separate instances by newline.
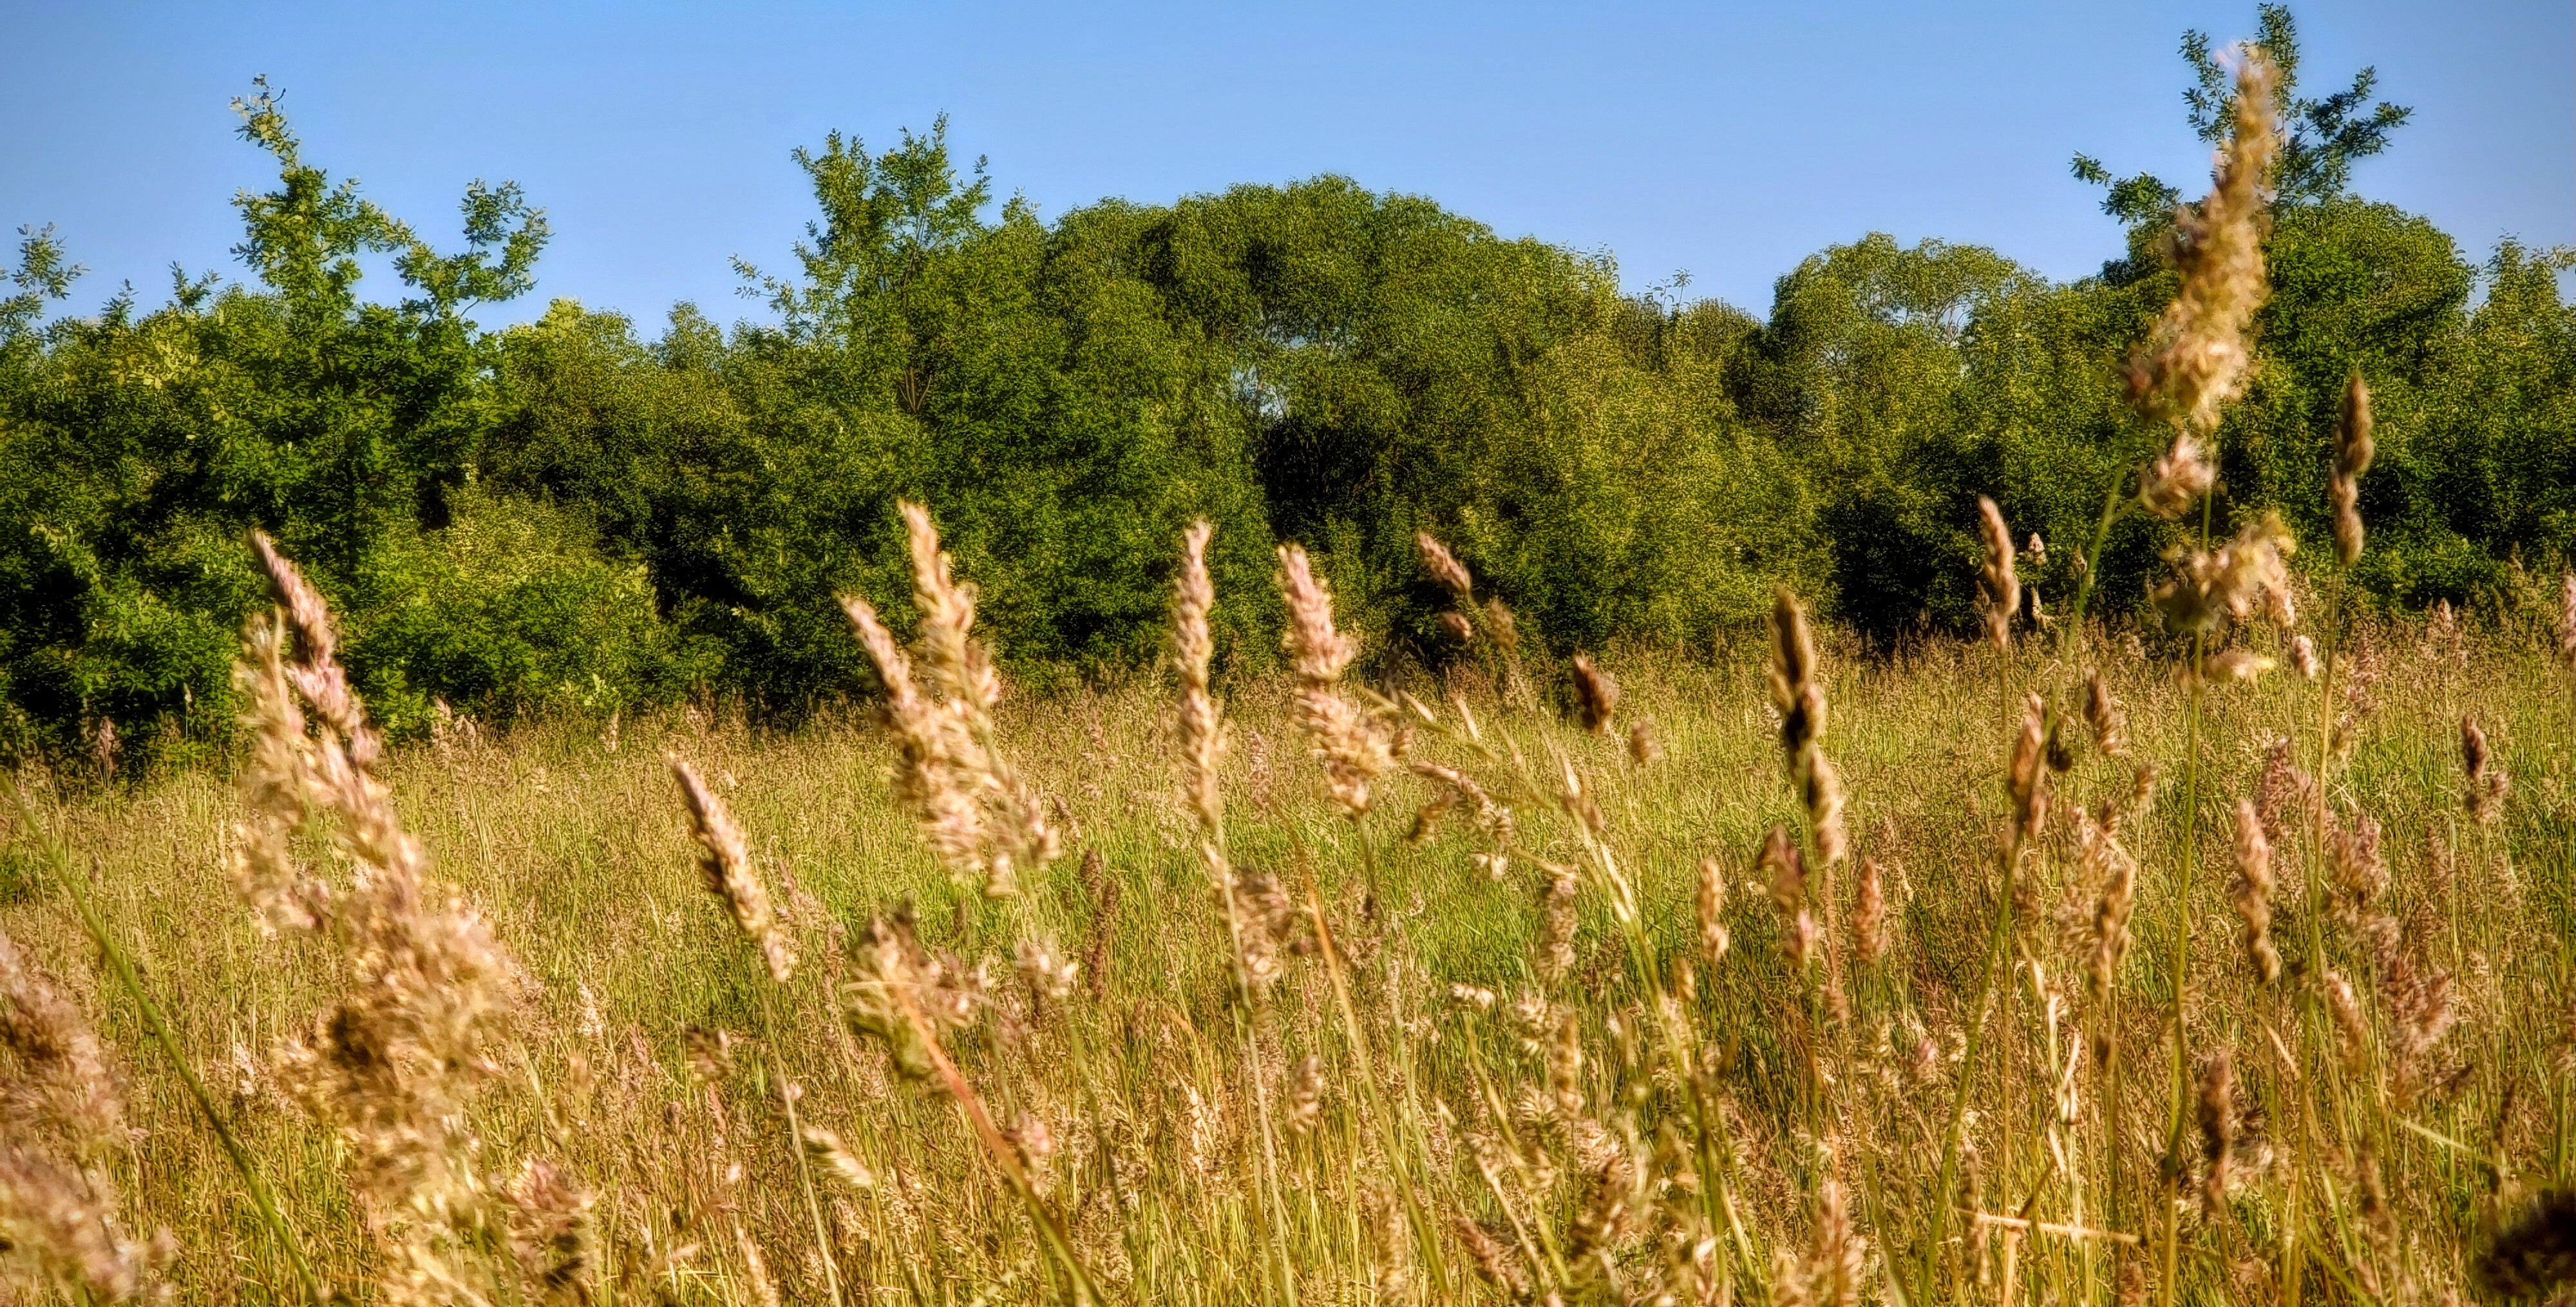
3, 8, 2571, 767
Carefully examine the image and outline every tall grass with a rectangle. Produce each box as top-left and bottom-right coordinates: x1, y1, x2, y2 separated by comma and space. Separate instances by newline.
4, 573, 2572, 1301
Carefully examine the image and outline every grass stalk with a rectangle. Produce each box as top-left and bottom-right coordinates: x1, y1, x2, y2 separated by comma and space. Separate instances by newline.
8, 779, 328, 1304
1302, 873, 1449, 1295
2157, 490, 2219, 1307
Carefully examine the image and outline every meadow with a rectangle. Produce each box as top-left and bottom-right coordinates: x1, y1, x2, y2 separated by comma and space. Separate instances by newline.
5, 509, 2575, 1303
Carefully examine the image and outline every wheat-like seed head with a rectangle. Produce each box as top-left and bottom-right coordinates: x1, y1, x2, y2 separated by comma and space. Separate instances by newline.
1174, 520, 1224, 839
1804, 750, 1849, 868
2196, 1050, 2237, 1217
1976, 497, 2020, 651
1452, 1216, 1529, 1297
2558, 572, 2576, 667
670, 758, 795, 984
2325, 809, 2389, 950
1415, 532, 1474, 600
2461, 716, 2508, 826
0, 928, 126, 1162
1762, 826, 1815, 969
2229, 799, 2278, 984
2080, 813, 2138, 1006
2154, 511, 2297, 646
2138, 434, 2217, 520
0, 930, 160, 1303
502, 1157, 594, 1305
1283, 1055, 1323, 1135
1276, 544, 1355, 685
2331, 371, 2376, 568
846, 512, 1060, 894
900, 501, 1001, 717
0, 1149, 162, 1302
1275, 544, 1390, 817
228, 612, 324, 934
2126, 51, 2280, 434
1627, 720, 1658, 765
2322, 971, 2369, 1069
1768, 589, 1823, 759
1851, 857, 1887, 967
2007, 693, 2049, 849
1571, 654, 1620, 734
1536, 866, 1580, 983
800, 1126, 875, 1192
2082, 667, 2126, 759
240, 535, 521, 1293
1772, 1177, 1861, 1307
1696, 857, 1730, 969
2290, 634, 2319, 678
842, 594, 992, 884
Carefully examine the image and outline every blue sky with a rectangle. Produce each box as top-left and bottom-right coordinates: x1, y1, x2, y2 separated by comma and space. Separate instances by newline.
5, 1, 2568, 329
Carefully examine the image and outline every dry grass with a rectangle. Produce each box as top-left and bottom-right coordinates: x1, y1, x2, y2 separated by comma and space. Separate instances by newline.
1, 587, 2570, 1302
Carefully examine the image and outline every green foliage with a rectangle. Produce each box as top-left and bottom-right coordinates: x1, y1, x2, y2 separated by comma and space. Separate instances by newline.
3, 19, 2573, 760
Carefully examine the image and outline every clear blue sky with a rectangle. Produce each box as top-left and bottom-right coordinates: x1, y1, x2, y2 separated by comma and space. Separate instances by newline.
5, 1, 2568, 329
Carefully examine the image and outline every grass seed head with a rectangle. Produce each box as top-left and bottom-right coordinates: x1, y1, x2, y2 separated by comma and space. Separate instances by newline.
1804, 751, 1849, 867
842, 594, 993, 886
2138, 435, 2216, 520
1537, 866, 1581, 983
1452, 1216, 1529, 1297
1571, 654, 1620, 734
846, 511, 1059, 892
800, 1126, 875, 1192
670, 758, 795, 984
0, 927, 127, 1162
1772, 1177, 1861, 1307
901, 501, 1001, 716
1696, 857, 1731, 968
1174, 519, 1224, 839
2229, 800, 2278, 984
1284, 1055, 1323, 1135
2461, 716, 2508, 826
2196, 1050, 2237, 1218
229, 611, 323, 934
1276, 544, 1390, 817
2125, 50, 2280, 434
1627, 719, 1658, 765
1768, 589, 1823, 760
1763, 826, 1815, 969
2559, 571, 2576, 667
1976, 497, 2020, 651
1852, 857, 1887, 966
2082, 667, 2126, 759
2081, 814, 2139, 1006
2331, 370, 2375, 566
2007, 693, 2049, 848
1415, 532, 1474, 600
2323, 971, 2369, 1069
237, 537, 519, 1285
0, 1149, 160, 1302
503, 1157, 594, 1304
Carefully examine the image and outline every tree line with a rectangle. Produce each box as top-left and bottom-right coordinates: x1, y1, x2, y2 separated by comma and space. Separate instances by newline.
3, 9, 2570, 765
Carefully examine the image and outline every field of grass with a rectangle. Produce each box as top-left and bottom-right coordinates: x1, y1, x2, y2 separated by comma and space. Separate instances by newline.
6, 54, 2575, 1306
5, 549, 2573, 1304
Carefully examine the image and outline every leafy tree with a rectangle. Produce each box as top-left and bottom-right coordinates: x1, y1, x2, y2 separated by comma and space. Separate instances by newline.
2072, 5, 2409, 231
